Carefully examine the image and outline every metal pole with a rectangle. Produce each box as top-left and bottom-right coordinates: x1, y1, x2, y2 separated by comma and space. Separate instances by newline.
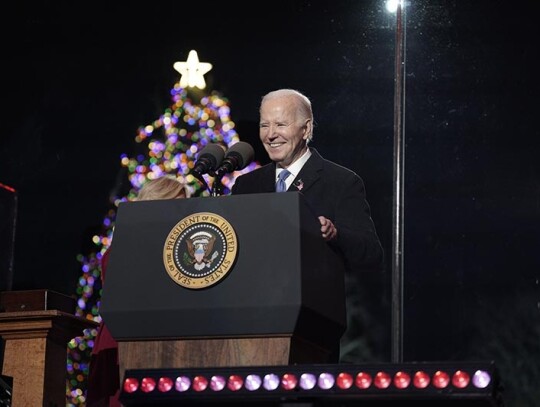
391, 1, 406, 363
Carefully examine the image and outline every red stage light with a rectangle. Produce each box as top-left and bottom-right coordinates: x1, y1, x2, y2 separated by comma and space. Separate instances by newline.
433, 370, 450, 388
140, 377, 156, 393
413, 370, 430, 388
123, 377, 139, 393
227, 374, 244, 391
281, 373, 298, 390
374, 371, 391, 389
192, 375, 208, 392
336, 372, 353, 389
157, 377, 173, 392
393, 371, 411, 389
452, 370, 470, 388
355, 371, 373, 389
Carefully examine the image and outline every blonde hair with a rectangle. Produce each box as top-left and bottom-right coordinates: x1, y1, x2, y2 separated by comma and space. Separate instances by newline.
136, 176, 190, 201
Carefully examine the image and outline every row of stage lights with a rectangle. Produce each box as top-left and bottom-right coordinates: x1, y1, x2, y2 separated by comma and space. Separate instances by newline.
119, 361, 502, 406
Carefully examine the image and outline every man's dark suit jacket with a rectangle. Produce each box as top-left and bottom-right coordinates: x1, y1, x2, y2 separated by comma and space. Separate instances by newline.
231, 148, 384, 273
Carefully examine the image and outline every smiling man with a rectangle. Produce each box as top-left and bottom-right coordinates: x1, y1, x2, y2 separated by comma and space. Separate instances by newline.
231, 88, 384, 273
231, 88, 384, 362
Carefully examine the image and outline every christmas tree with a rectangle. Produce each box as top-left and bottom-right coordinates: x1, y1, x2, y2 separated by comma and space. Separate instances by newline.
65, 50, 258, 406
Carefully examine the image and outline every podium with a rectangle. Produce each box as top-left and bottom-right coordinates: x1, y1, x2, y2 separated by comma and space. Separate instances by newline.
0, 290, 98, 407
100, 192, 346, 379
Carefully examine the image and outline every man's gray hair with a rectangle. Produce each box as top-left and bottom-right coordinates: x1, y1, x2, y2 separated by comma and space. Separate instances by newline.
260, 88, 314, 142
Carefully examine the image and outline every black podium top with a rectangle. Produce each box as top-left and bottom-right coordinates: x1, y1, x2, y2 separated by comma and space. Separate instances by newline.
101, 192, 346, 349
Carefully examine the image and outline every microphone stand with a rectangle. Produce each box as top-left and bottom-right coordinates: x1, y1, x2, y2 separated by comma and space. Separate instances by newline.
191, 170, 225, 196
192, 172, 211, 195
210, 171, 224, 196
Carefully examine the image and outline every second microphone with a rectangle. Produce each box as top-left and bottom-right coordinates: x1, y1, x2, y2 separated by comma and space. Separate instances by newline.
192, 142, 254, 177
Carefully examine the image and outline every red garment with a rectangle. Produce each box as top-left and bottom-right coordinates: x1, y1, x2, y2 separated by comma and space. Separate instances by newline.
87, 249, 121, 407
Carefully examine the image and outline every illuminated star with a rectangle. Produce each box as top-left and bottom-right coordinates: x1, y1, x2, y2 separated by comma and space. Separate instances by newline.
173, 50, 213, 90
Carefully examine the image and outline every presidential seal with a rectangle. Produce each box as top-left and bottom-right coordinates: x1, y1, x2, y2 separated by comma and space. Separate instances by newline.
163, 212, 238, 289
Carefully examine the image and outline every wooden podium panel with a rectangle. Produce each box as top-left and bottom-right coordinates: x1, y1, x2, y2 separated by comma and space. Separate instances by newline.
118, 336, 332, 381
0, 309, 98, 407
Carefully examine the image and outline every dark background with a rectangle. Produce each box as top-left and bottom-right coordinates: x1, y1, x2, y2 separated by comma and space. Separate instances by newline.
1, 1, 539, 406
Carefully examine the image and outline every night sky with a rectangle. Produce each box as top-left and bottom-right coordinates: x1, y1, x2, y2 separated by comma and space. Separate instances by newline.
1, 2, 539, 405
2, 1, 397, 295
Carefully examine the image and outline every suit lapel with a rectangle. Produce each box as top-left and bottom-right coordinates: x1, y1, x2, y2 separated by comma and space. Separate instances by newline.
263, 163, 278, 192
289, 148, 323, 192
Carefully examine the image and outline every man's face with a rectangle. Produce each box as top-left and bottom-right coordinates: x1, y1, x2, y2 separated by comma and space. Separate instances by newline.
259, 96, 309, 167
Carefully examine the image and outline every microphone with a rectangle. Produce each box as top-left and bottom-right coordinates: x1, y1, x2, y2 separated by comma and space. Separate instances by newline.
192, 144, 225, 175
214, 141, 255, 177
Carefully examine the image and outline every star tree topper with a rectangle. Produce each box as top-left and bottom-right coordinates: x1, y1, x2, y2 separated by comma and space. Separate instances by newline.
173, 50, 213, 89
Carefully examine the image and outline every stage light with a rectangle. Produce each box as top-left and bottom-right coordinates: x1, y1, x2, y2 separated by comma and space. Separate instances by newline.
355, 371, 373, 389
120, 361, 502, 406
123, 377, 138, 393
209, 375, 225, 391
374, 371, 392, 388
140, 377, 155, 393
158, 377, 173, 392
175, 375, 190, 392
453, 370, 471, 388
281, 373, 297, 390
244, 374, 261, 391
413, 370, 430, 388
192, 375, 207, 391
393, 371, 411, 389
318, 372, 335, 390
336, 372, 353, 389
262, 373, 279, 391
433, 369, 451, 388
299, 373, 317, 390
473, 370, 492, 389
227, 374, 243, 391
